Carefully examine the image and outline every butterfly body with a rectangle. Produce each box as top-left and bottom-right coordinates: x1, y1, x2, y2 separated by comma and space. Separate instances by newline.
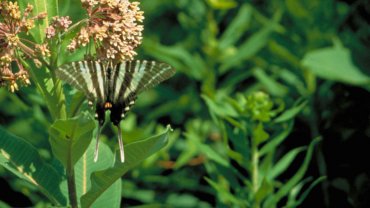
56, 60, 175, 162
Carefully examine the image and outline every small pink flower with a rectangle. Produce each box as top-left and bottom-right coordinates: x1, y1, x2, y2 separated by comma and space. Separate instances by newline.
46, 26, 56, 38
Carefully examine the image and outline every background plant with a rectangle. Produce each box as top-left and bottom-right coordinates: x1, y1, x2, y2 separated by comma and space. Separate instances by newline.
1, 0, 370, 207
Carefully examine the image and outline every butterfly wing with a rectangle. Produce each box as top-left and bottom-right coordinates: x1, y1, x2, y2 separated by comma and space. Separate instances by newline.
55, 61, 108, 103
108, 60, 175, 124
56, 60, 175, 163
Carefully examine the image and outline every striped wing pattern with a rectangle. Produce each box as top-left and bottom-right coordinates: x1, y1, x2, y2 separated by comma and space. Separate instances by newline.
55, 61, 107, 102
110, 60, 175, 114
56, 60, 175, 163
56, 60, 175, 107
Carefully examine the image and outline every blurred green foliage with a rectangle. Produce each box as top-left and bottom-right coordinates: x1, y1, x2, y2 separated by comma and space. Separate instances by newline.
1, 0, 370, 207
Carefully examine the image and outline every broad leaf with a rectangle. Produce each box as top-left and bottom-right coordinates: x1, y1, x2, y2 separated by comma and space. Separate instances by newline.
60, 139, 121, 207
302, 44, 370, 86
0, 126, 66, 205
49, 112, 95, 167
80, 126, 172, 208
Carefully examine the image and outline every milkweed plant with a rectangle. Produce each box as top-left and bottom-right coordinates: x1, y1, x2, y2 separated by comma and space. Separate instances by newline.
0, 0, 326, 207
0, 0, 171, 207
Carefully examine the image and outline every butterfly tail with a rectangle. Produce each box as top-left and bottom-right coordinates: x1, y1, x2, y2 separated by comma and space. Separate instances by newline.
94, 124, 102, 162
117, 125, 125, 163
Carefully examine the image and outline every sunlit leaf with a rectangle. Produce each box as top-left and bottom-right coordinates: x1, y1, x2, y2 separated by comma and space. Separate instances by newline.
302, 44, 370, 86
80, 126, 171, 208
74, 139, 121, 208
206, 0, 237, 10
49, 112, 95, 167
0, 126, 66, 206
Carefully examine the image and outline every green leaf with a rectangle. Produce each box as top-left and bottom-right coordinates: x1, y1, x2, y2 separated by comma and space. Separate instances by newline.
202, 94, 238, 118
220, 24, 274, 73
263, 137, 321, 207
302, 44, 370, 86
0, 126, 66, 205
80, 126, 172, 208
206, 0, 237, 9
255, 177, 273, 205
73, 139, 121, 208
259, 122, 293, 156
253, 68, 289, 97
19, 0, 59, 42
0, 201, 11, 208
143, 40, 206, 80
253, 123, 269, 145
205, 177, 249, 207
49, 112, 95, 167
284, 176, 326, 208
274, 100, 307, 123
219, 4, 252, 49
184, 127, 229, 167
285, 0, 309, 18
268, 147, 306, 179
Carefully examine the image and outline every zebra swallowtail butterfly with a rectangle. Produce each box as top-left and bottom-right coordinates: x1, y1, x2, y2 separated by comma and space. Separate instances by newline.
56, 60, 175, 163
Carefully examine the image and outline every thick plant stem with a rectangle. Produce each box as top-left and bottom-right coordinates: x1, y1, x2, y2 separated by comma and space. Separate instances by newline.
66, 165, 78, 208
67, 138, 78, 208
251, 140, 260, 208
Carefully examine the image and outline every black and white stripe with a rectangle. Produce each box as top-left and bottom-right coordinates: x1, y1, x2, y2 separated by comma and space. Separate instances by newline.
56, 60, 175, 106
56, 60, 175, 162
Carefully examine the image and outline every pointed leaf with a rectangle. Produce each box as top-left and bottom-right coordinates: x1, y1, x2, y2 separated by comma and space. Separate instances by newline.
285, 176, 326, 208
0, 126, 66, 205
263, 137, 321, 207
274, 100, 307, 123
219, 4, 252, 49
81, 126, 172, 208
220, 26, 274, 73
75, 139, 121, 208
49, 112, 95, 167
302, 45, 370, 86
260, 122, 293, 156
268, 147, 306, 179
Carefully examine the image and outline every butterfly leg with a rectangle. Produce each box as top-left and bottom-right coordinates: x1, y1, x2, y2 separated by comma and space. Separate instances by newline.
117, 125, 125, 163
94, 124, 102, 162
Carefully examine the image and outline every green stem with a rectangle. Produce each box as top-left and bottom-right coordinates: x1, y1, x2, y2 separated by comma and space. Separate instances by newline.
66, 154, 78, 208
66, 138, 78, 208
251, 137, 260, 208
308, 97, 329, 206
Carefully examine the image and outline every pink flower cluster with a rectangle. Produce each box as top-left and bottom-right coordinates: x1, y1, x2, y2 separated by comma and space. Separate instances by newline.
0, 1, 47, 92
68, 0, 144, 62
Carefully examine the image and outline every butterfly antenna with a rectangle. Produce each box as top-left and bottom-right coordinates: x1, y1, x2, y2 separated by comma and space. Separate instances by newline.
117, 125, 125, 163
94, 124, 102, 162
